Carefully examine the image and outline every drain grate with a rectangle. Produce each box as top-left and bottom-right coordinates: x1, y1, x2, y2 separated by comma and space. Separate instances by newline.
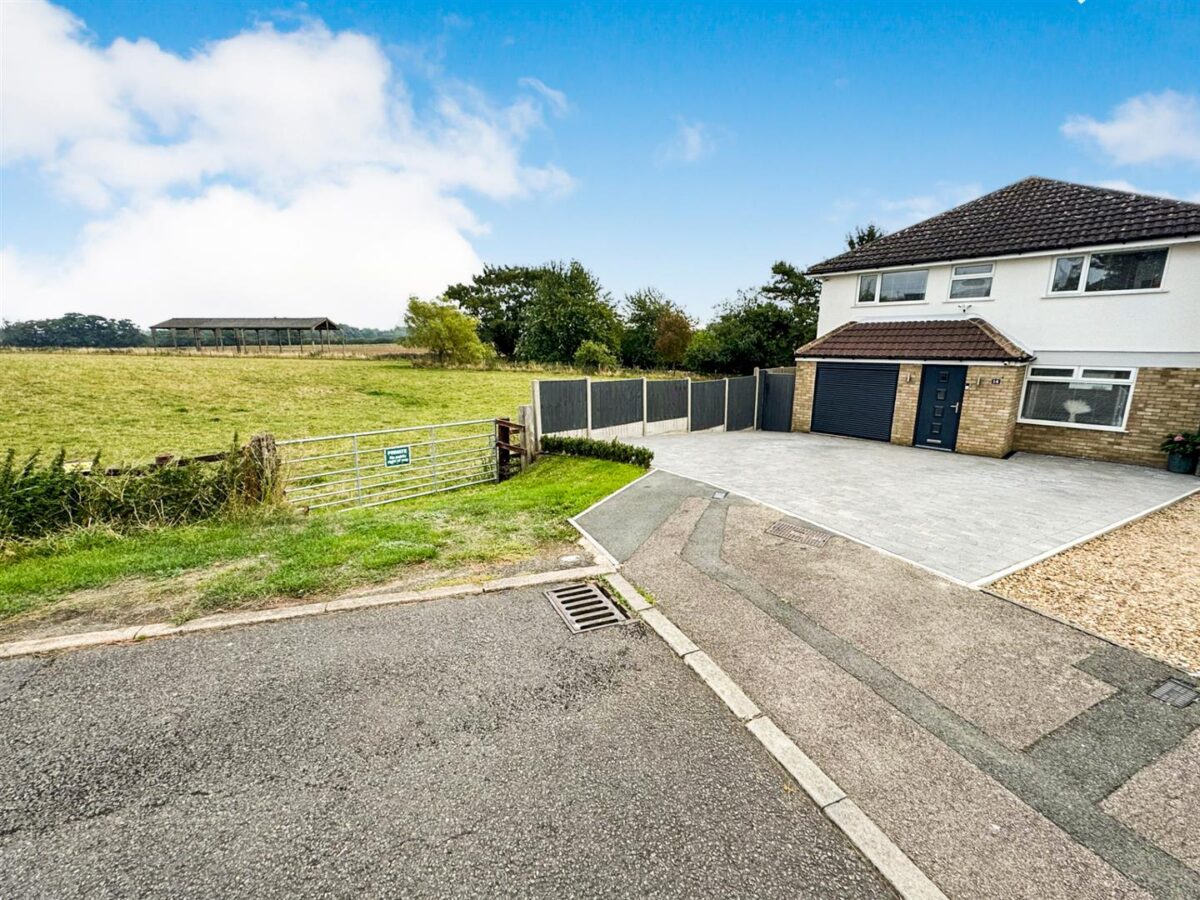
766, 519, 831, 547
712, 490, 728, 500
545, 582, 627, 634
1150, 678, 1199, 709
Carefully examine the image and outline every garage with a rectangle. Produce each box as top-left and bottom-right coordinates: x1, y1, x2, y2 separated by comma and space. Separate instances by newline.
810, 362, 898, 442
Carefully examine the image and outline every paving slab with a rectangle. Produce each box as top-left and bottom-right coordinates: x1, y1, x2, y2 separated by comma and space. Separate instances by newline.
629, 430, 1197, 584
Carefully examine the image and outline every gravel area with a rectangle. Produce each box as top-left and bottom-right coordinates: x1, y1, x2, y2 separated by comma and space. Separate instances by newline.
993, 492, 1200, 675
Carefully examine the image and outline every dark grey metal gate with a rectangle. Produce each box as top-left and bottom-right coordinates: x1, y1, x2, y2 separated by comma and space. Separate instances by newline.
758, 369, 795, 431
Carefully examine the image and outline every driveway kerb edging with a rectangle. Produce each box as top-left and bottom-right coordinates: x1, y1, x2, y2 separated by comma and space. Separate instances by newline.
625, 575, 950, 900
0, 563, 615, 660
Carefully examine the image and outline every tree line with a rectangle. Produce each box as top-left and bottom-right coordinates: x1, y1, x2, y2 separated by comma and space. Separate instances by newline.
0, 315, 406, 348
408, 223, 885, 375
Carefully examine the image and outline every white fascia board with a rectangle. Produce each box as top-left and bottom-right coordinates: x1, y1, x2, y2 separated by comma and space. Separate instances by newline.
810, 235, 1200, 279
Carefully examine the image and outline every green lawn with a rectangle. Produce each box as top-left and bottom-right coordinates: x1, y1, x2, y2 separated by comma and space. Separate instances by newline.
0, 456, 641, 629
1, 354, 542, 463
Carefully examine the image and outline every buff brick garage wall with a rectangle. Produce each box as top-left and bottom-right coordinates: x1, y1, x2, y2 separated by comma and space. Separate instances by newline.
792, 361, 817, 432
890, 364, 922, 445
1013, 367, 1200, 467
956, 365, 1026, 458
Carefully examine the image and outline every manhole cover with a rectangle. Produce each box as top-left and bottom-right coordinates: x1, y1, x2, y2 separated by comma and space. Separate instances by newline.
1150, 678, 1199, 708
765, 519, 831, 547
544, 582, 627, 634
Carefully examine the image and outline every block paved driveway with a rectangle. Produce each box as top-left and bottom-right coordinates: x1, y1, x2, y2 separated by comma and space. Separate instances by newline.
630, 430, 1198, 584
0, 585, 889, 900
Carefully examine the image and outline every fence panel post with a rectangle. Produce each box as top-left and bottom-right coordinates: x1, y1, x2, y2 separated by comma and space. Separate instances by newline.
585, 376, 593, 439
531, 380, 543, 455
642, 377, 648, 436
723, 378, 730, 431
686, 378, 693, 432
753, 367, 761, 431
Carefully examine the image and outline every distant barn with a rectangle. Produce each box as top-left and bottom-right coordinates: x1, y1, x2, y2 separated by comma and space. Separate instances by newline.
150, 317, 341, 352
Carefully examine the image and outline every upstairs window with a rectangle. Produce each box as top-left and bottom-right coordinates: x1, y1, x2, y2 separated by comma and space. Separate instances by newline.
1019, 366, 1135, 431
1050, 247, 1168, 294
949, 262, 994, 299
857, 269, 928, 303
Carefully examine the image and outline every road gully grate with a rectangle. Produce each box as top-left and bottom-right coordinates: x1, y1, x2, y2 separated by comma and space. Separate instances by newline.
1150, 678, 1199, 708
544, 582, 628, 634
765, 519, 831, 548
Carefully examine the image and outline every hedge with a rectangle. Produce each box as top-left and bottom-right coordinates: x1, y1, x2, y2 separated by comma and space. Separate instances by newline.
540, 435, 653, 468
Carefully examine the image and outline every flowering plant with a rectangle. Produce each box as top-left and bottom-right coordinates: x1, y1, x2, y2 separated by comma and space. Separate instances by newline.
1158, 432, 1199, 455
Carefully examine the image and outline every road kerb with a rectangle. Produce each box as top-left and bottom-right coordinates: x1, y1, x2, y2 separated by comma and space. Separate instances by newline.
626, 576, 948, 900
747, 715, 845, 809
684, 651, 761, 722
605, 572, 652, 612
825, 799, 949, 900
639, 607, 698, 656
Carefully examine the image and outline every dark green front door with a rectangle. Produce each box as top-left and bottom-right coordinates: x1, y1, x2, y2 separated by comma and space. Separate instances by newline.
914, 365, 967, 451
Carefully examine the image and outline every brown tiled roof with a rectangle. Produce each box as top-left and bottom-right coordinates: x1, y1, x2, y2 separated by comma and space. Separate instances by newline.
807, 177, 1200, 275
796, 318, 1033, 362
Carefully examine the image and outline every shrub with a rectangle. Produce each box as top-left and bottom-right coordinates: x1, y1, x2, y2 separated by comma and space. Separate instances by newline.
540, 435, 653, 468
0, 434, 283, 541
573, 340, 618, 373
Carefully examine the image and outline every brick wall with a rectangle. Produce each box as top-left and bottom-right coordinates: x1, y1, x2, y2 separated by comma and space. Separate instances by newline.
792, 361, 817, 432
890, 364, 921, 445
1013, 367, 1200, 467
956, 365, 1025, 458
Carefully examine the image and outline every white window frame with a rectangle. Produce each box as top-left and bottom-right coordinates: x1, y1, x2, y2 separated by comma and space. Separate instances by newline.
855, 268, 929, 306
1046, 247, 1170, 296
1018, 365, 1138, 432
946, 262, 995, 302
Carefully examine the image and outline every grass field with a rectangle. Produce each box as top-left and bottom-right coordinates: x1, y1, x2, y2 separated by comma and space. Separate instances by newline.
0, 456, 642, 638
2, 354, 542, 462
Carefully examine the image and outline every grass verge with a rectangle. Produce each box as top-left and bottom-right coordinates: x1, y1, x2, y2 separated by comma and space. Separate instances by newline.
0, 456, 642, 635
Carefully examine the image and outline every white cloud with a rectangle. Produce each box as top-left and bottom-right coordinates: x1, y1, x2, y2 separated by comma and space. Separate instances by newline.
518, 77, 569, 117
656, 117, 716, 165
1063, 90, 1200, 165
0, 1, 571, 327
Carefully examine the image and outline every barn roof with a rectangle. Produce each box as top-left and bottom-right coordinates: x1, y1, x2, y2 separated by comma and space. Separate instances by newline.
151, 318, 338, 330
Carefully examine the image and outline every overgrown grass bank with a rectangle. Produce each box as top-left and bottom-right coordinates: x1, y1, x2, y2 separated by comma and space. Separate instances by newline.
0, 456, 641, 630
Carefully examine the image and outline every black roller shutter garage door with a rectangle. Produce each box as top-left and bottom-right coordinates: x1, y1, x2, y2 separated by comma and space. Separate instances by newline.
811, 362, 899, 442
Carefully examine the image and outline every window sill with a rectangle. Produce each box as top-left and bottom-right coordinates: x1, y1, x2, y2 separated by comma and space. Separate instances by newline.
943, 296, 995, 303
1041, 288, 1168, 299
1016, 418, 1128, 434
854, 300, 929, 308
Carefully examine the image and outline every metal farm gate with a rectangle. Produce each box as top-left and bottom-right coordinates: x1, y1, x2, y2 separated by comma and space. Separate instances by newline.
278, 419, 513, 511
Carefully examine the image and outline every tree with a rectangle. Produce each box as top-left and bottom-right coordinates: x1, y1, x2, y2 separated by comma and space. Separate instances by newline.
403, 298, 489, 365
443, 264, 545, 358
654, 309, 693, 369
573, 339, 618, 373
682, 288, 808, 375
760, 260, 821, 348
515, 261, 622, 364
845, 223, 887, 250
619, 287, 693, 370
0, 313, 147, 348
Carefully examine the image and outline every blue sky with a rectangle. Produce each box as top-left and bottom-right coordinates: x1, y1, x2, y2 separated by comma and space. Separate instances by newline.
2, 1, 1198, 327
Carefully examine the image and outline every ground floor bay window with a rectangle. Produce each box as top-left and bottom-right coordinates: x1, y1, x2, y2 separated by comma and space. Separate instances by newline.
1019, 366, 1135, 430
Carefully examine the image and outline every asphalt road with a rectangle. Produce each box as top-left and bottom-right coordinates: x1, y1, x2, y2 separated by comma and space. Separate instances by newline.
0, 586, 890, 899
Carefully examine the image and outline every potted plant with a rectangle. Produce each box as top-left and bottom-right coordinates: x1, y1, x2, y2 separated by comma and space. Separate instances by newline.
1159, 431, 1199, 474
